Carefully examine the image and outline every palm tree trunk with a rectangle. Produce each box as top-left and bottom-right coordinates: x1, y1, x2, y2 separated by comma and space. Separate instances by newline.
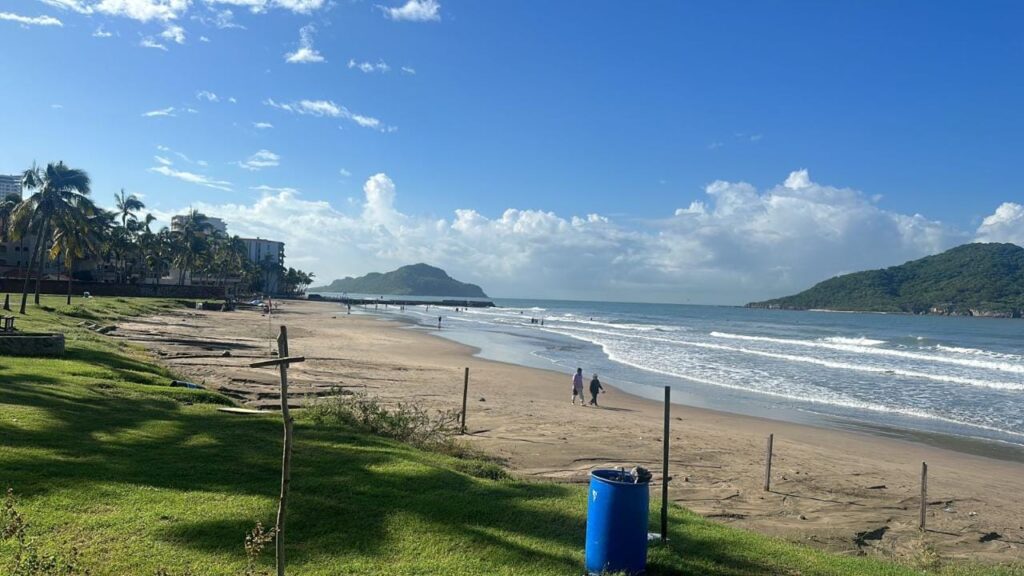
19, 220, 47, 314
66, 259, 73, 306
32, 221, 49, 306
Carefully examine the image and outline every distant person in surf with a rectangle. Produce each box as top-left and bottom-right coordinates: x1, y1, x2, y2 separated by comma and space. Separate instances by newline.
571, 368, 585, 406
589, 373, 605, 406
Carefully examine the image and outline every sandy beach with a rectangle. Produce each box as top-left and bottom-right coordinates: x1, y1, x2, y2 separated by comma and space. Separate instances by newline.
115, 300, 1024, 566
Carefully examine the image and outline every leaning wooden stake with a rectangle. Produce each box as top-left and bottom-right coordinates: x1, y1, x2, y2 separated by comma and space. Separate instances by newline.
249, 327, 305, 576
661, 385, 671, 542
920, 462, 928, 531
763, 434, 774, 492
460, 367, 470, 434
3, 294, 9, 311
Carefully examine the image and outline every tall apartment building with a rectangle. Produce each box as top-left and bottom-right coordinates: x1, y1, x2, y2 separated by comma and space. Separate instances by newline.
171, 215, 227, 235
0, 174, 22, 198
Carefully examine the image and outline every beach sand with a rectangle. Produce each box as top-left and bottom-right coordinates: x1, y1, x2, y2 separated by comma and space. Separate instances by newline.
116, 300, 1024, 566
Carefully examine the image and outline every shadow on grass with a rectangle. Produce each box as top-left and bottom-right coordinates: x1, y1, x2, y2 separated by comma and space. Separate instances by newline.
0, 378, 900, 575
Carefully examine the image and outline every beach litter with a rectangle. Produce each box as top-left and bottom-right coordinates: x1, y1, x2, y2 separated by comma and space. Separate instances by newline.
170, 380, 205, 390
979, 532, 1002, 543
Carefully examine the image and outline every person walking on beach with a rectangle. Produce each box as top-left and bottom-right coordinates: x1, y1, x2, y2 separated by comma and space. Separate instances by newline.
588, 373, 604, 406
571, 368, 585, 406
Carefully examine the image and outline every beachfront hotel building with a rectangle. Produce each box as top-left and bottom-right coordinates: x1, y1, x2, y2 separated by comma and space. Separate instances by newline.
171, 215, 227, 235
0, 174, 22, 198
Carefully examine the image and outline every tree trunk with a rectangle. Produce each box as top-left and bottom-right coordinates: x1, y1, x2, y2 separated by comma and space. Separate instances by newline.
32, 221, 49, 306
19, 220, 47, 314
66, 259, 73, 306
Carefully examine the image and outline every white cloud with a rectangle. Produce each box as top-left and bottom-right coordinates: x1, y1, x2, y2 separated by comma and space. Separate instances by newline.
155, 145, 207, 166
40, 0, 94, 13
199, 34, 210, 41
380, 0, 440, 21
237, 149, 280, 171
0, 11, 63, 26
194, 7, 245, 29
253, 121, 273, 129
284, 24, 324, 63
400, 66, 416, 75
50, 104, 64, 109
92, 25, 113, 37
975, 203, 1024, 246
228, 97, 237, 103
252, 184, 299, 194
348, 59, 390, 73
154, 155, 173, 165
264, 98, 395, 132
140, 37, 168, 50
142, 106, 175, 116
150, 165, 232, 191
165, 170, 999, 303
196, 90, 219, 102
339, 168, 351, 177
160, 23, 185, 43
95, 0, 190, 22
202, 0, 324, 13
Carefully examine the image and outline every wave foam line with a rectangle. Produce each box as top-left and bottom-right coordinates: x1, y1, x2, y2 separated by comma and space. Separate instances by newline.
540, 327, 1024, 440
556, 326, 1024, 391
710, 331, 1024, 375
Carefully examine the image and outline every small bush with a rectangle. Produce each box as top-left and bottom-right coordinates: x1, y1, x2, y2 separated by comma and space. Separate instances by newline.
307, 390, 461, 449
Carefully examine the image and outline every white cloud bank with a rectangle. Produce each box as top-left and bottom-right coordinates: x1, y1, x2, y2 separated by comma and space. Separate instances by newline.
0, 11, 63, 26
40, 0, 325, 22
975, 203, 1024, 246
161, 169, 1021, 303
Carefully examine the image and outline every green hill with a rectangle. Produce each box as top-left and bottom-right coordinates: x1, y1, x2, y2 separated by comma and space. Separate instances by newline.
747, 243, 1024, 317
311, 263, 489, 298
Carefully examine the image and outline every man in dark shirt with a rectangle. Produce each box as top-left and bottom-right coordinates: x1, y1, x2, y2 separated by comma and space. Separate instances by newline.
588, 374, 604, 406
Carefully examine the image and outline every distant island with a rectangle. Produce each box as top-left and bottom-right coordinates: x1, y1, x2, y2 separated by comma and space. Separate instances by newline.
310, 263, 489, 298
747, 243, 1024, 318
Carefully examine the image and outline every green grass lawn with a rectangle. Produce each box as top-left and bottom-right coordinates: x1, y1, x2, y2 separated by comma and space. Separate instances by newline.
1, 296, 1020, 575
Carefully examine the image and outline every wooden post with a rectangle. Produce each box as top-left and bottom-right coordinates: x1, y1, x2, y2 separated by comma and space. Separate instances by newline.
3, 294, 9, 311
460, 367, 469, 434
661, 386, 670, 542
275, 326, 293, 576
249, 328, 305, 576
763, 434, 774, 492
920, 462, 928, 531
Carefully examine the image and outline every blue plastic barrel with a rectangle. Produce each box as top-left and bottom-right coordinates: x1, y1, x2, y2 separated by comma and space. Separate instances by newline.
585, 469, 650, 575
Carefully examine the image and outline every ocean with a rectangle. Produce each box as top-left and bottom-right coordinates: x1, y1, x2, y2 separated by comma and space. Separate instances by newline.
341, 298, 1024, 451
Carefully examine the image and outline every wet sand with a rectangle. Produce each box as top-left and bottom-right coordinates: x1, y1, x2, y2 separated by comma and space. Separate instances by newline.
116, 300, 1024, 566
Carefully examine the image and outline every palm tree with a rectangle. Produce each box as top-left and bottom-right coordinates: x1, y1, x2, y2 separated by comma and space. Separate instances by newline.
11, 162, 92, 314
48, 205, 100, 305
0, 192, 22, 242
115, 189, 145, 229
171, 209, 213, 285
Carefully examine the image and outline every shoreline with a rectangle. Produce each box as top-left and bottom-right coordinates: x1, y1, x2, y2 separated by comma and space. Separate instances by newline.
118, 300, 1024, 565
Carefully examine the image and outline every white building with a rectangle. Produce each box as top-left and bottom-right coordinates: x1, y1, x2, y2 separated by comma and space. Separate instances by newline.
241, 238, 285, 293
0, 174, 22, 198
171, 215, 226, 235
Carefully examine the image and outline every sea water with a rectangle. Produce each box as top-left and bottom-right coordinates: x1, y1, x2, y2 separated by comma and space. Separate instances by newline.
356, 299, 1024, 450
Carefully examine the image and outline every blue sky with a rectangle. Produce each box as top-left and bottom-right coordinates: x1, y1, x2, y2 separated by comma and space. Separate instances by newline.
2, 0, 1023, 302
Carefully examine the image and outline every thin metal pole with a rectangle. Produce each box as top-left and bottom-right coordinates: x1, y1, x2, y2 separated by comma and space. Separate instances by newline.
919, 462, 928, 531
661, 385, 670, 542
460, 367, 469, 434
763, 434, 774, 492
